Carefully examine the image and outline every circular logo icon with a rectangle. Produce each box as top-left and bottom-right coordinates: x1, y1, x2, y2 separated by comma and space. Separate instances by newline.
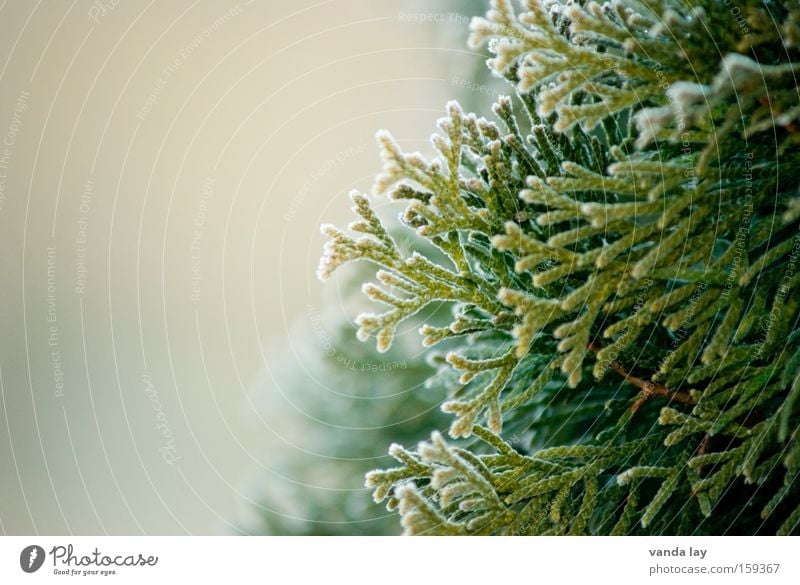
20, 545, 45, 573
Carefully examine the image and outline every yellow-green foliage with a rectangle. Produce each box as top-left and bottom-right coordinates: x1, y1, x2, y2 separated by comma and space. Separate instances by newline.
319, 0, 800, 535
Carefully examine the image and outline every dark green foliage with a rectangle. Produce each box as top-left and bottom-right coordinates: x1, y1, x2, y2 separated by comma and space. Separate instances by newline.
318, 0, 800, 535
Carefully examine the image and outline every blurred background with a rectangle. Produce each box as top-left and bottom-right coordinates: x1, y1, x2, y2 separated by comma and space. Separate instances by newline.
0, 0, 504, 534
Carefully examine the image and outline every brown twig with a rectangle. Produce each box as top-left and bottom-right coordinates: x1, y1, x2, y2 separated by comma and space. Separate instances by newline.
587, 342, 696, 413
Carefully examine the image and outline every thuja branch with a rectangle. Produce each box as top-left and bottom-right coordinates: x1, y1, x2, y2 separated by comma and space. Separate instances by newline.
315, 0, 800, 536
587, 342, 695, 411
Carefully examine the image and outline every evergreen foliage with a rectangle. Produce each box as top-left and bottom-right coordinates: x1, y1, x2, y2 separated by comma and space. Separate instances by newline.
246, 269, 446, 535
318, 0, 800, 535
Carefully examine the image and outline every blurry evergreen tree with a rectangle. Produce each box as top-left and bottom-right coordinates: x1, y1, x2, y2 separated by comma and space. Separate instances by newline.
245, 260, 448, 535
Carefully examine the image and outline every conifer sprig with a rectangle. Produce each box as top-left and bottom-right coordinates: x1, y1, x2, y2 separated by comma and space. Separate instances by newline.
318, 0, 800, 535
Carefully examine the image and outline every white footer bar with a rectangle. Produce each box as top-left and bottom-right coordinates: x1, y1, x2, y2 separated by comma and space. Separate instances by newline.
1, 536, 798, 584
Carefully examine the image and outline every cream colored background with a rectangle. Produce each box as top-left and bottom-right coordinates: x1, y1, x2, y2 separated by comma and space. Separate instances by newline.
0, 0, 503, 534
